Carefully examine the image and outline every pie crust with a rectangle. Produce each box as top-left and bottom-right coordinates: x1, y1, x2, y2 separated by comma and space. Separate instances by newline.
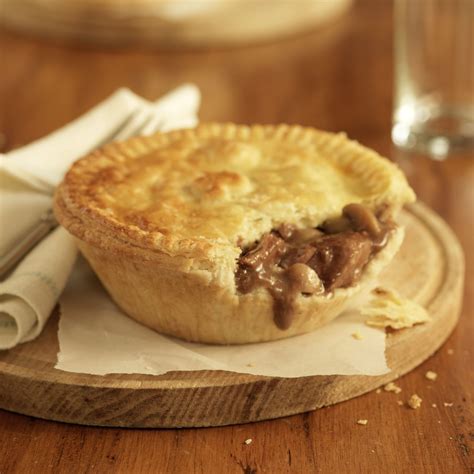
54, 123, 415, 343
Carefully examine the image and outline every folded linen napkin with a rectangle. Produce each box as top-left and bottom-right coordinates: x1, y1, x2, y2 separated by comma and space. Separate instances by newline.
0, 85, 201, 350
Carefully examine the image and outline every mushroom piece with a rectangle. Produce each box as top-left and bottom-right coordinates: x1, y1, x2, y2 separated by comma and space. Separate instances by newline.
320, 215, 352, 234
285, 263, 324, 295
290, 227, 324, 244
343, 203, 381, 238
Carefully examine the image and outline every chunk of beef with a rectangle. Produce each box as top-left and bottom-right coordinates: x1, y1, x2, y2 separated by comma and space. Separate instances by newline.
239, 232, 289, 271
308, 232, 373, 291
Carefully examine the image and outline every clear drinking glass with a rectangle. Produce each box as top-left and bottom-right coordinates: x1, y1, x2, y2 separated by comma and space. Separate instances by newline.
392, 0, 474, 159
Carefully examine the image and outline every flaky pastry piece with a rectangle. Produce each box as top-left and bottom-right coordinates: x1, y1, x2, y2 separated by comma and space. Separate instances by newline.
54, 123, 415, 344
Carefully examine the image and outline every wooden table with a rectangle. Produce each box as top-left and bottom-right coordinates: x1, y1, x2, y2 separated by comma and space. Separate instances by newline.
0, 1, 472, 472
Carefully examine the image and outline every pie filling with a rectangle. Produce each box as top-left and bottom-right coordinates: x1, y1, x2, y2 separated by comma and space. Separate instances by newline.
236, 203, 395, 330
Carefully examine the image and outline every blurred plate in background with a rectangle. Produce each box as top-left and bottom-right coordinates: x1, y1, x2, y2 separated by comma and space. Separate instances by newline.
0, 0, 353, 48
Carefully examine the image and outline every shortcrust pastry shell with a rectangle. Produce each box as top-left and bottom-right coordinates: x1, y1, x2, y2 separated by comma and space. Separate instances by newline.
54, 124, 414, 343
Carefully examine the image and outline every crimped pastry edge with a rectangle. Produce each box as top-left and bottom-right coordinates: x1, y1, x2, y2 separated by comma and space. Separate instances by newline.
56, 123, 415, 264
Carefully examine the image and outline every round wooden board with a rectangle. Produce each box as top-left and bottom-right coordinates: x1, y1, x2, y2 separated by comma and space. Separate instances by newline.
0, 203, 464, 428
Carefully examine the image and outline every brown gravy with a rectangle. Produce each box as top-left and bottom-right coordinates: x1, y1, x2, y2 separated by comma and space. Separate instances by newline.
236, 203, 394, 330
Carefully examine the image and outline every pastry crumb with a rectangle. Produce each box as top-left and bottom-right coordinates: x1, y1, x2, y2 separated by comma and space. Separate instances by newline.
397, 400, 404, 406
351, 331, 363, 340
375, 388, 381, 394
246, 363, 254, 368
357, 419, 368, 425
244, 438, 253, 445
362, 287, 430, 329
425, 370, 438, 381
384, 382, 402, 394
408, 394, 422, 409
443, 402, 453, 407
447, 349, 454, 355
432, 403, 437, 408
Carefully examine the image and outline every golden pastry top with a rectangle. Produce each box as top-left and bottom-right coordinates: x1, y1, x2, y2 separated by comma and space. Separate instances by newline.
55, 123, 415, 259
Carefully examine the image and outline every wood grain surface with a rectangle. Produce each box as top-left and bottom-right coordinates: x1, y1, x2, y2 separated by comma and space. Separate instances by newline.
0, 204, 463, 428
0, 0, 472, 472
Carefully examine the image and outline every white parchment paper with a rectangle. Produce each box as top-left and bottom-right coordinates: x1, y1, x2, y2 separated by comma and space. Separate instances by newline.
56, 259, 389, 378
